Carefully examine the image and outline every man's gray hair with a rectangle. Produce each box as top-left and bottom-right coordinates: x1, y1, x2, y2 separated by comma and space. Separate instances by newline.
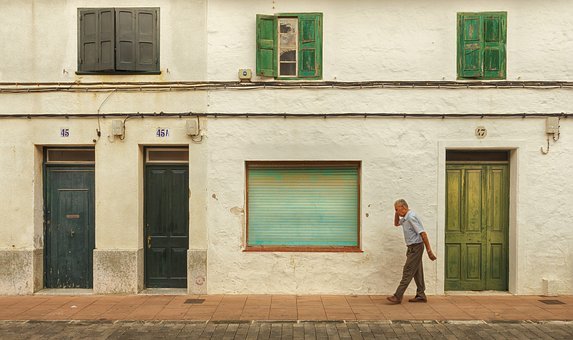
394, 199, 408, 208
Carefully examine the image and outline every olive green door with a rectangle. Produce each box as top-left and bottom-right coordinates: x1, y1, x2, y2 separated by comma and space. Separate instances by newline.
45, 166, 95, 288
144, 165, 189, 288
445, 164, 509, 291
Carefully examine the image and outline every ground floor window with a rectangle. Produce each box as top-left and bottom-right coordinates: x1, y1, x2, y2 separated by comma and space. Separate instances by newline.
246, 161, 361, 252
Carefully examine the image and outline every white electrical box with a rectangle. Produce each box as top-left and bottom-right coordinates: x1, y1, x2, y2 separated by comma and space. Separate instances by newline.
186, 119, 199, 136
546, 117, 560, 134
111, 120, 125, 136
238, 68, 252, 81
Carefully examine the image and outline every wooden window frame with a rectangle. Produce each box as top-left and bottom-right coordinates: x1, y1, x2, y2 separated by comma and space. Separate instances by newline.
245, 161, 362, 253
256, 13, 323, 80
457, 12, 507, 80
77, 7, 160, 75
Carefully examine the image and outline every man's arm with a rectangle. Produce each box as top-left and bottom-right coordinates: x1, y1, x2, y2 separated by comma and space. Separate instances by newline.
420, 232, 437, 261
394, 211, 401, 227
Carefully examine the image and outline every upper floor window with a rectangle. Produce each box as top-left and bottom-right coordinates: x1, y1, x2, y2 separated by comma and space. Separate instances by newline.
256, 13, 323, 80
457, 12, 506, 80
78, 8, 160, 74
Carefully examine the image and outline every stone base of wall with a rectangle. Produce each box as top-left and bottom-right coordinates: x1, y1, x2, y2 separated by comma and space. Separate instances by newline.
93, 249, 143, 294
0, 249, 43, 295
188, 249, 207, 294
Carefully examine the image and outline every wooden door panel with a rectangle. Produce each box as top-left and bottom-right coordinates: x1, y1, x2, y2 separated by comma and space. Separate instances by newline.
45, 167, 95, 288
145, 165, 189, 288
446, 163, 508, 291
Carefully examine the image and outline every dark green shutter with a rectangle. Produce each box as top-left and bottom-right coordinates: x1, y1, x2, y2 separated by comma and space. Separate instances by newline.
256, 14, 277, 77
115, 8, 136, 71
483, 13, 506, 79
247, 166, 359, 247
457, 13, 483, 78
79, 8, 114, 71
134, 8, 159, 72
297, 13, 322, 79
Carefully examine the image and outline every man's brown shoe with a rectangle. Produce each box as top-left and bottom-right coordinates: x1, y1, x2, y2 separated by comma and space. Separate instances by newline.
386, 295, 401, 304
408, 296, 427, 303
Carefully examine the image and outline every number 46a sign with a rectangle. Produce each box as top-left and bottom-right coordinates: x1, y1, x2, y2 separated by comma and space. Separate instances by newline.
156, 128, 170, 138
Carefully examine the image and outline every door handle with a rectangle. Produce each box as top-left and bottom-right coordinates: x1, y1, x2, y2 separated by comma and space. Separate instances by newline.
147, 235, 152, 249
70, 230, 75, 238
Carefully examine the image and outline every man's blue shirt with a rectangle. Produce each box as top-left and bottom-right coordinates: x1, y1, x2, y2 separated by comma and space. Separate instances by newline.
399, 210, 425, 245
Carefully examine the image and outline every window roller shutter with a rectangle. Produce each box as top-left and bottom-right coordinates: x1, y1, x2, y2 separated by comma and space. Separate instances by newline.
256, 14, 277, 77
483, 13, 506, 79
458, 13, 483, 79
79, 9, 114, 71
134, 8, 159, 72
116, 8, 136, 71
247, 166, 359, 247
297, 13, 322, 79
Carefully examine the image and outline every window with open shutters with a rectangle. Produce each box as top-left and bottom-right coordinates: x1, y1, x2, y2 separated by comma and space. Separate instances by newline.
256, 13, 322, 80
246, 162, 360, 252
457, 12, 506, 80
78, 8, 159, 74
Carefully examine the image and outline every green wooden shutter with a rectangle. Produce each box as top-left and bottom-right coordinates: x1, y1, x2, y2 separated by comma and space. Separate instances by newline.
483, 13, 506, 79
457, 13, 483, 79
116, 8, 136, 71
297, 13, 322, 79
134, 8, 159, 72
79, 8, 114, 71
247, 166, 359, 247
256, 14, 277, 77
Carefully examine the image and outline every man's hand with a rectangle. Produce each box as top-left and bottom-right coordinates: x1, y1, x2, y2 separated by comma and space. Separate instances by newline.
427, 250, 437, 261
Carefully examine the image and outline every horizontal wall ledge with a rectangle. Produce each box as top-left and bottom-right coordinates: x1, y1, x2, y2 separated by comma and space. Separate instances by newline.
0, 112, 571, 119
1, 80, 573, 93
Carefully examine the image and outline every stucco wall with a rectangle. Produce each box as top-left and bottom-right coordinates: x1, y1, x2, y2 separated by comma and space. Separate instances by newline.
0, 0, 572, 295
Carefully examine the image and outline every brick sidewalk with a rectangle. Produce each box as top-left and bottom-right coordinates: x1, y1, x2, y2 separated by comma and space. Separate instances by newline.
0, 295, 571, 322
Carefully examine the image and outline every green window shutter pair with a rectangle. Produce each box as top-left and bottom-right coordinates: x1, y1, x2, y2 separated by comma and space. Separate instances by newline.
79, 8, 159, 72
256, 13, 323, 79
247, 165, 359, 248
458, 12, 506, 79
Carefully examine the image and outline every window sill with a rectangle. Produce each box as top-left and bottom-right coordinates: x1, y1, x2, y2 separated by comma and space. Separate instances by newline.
244, 246, 363, 253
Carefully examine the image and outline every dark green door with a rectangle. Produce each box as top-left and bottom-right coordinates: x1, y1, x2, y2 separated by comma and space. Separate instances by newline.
145, 165, 189, 288
45, 166, 95, 288
445, 164, 509, 291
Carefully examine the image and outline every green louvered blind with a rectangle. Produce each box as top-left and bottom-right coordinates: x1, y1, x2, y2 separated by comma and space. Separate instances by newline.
247, 163, 359, 248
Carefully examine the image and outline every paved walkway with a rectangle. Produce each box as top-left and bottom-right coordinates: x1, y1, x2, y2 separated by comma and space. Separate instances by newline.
0, 295, 571, 322
2, 320, 573, 339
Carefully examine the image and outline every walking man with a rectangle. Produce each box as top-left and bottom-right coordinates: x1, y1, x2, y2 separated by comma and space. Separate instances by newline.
387, 199, 437, 304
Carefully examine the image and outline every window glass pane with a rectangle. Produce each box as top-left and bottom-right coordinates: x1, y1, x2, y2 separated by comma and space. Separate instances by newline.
247, 163, 359, 248
278, 18, 298, 76
47, 149, 95, 164
147, 149, 189, 163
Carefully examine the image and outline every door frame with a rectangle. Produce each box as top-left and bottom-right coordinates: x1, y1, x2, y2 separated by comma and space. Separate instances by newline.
437, 140, 523, 294
43, 147, 96, 289
143, 147, 189, 289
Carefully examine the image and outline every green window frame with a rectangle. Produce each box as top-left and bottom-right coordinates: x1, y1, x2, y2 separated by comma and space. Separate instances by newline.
256, 13, 323, 80
246, 161, 361, 252
457, 12, 506, 80
78, 8, 160, 74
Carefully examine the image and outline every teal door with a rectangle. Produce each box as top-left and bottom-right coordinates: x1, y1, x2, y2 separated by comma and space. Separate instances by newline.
145, 165, 189, 288
45, 166, 95, 288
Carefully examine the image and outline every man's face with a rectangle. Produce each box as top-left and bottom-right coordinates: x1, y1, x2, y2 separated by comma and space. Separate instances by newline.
395, 204, 408, 217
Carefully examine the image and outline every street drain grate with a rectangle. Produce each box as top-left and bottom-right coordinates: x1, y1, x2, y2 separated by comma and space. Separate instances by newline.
539, 299, 565, 305
184, 298, 205, 304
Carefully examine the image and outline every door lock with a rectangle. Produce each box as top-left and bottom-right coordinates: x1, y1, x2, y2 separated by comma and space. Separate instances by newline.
147, 235, 152, 249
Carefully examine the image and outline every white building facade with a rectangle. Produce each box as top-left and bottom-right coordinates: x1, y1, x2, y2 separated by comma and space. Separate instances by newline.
0, 0, 572, 296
